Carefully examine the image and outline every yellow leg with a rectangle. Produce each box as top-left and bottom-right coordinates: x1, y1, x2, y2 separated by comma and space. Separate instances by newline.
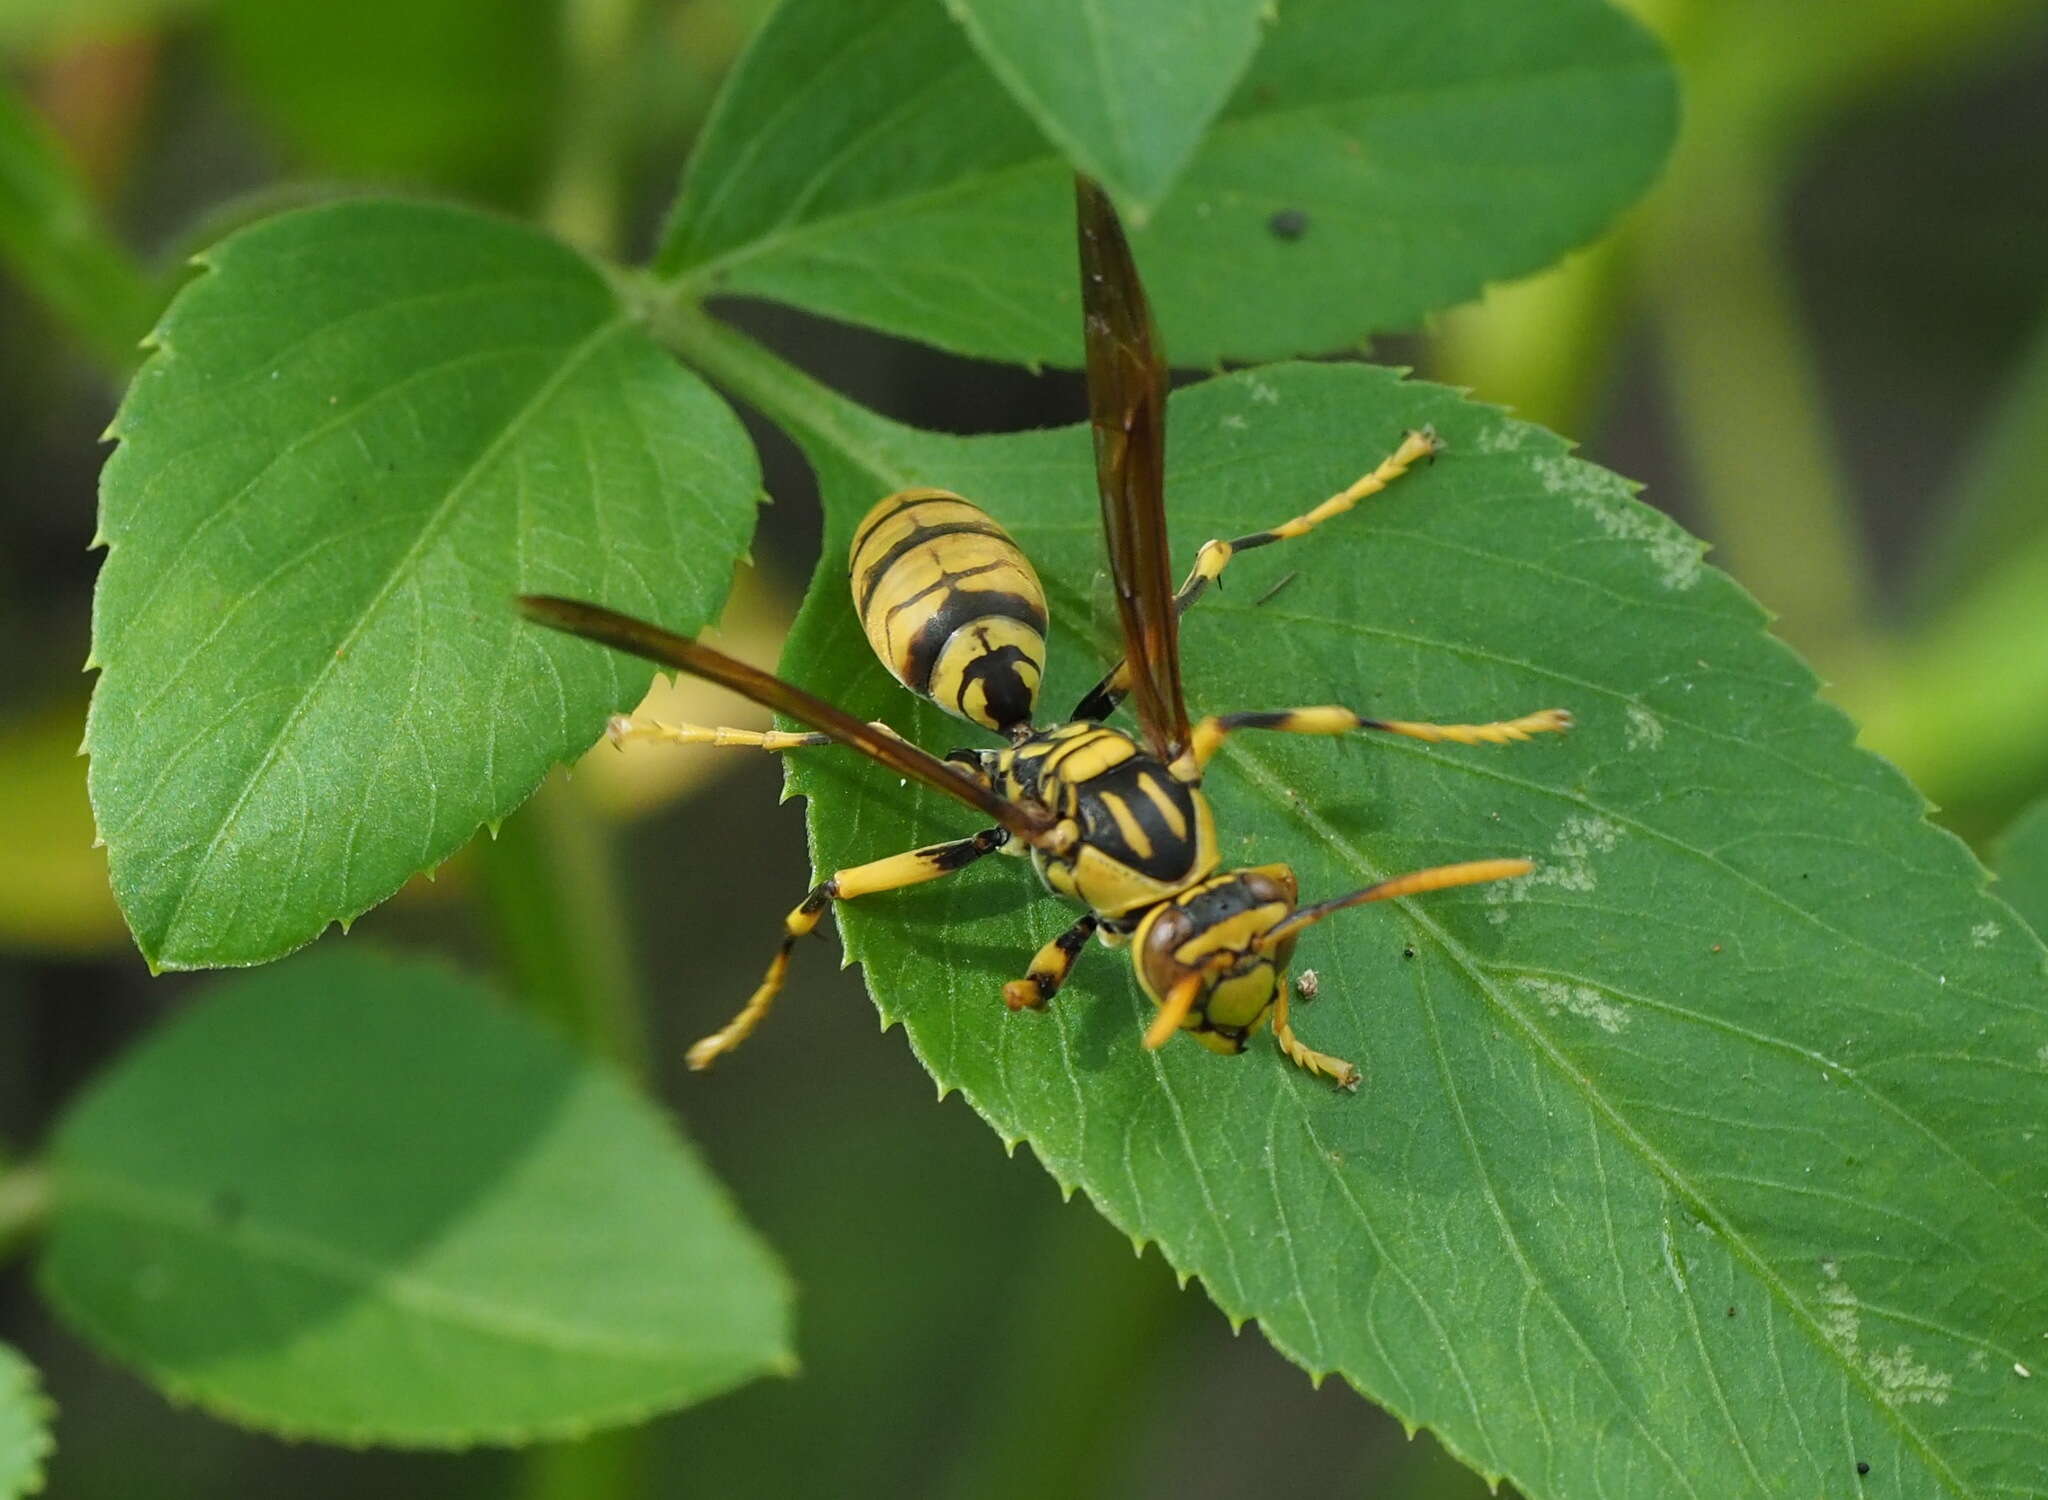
1263, 859, 1534, 954
1003, 914, 1101, 1010
1141, 973, 1205, 1050
607, 714, 836, 752
1189, 705, 1571, 770
1074, 429, 1443, 722
686, 827, 1007, 1070
1271, 982, 1361, 1090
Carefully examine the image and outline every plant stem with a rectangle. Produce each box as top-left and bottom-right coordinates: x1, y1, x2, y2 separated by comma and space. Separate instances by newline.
0, 1163, 50, 1269
1431, 236, 1631, 440
935, 1202, 1180, 1500
1646, 146, 1875, 677
542, 0, 644, 255
1, 74, 160, 372
511, 1427, 654, 1500
475, 776, 649, 1077
640, 291, 922, 493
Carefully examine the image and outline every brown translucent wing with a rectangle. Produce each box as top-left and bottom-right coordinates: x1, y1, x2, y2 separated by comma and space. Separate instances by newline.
518, 596, 1055, 842
1076, 174, 1189, 761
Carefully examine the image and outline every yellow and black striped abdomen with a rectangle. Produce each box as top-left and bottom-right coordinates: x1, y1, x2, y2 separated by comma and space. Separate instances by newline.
849, 489, 1047, 734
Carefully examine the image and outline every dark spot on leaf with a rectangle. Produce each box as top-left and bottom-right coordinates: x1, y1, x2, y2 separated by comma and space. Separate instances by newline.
1401, 945, 1416, 960
1268, 209, 1310, 242
1857, 1462, 1870, 1476
1725, 1305, 1737, 1318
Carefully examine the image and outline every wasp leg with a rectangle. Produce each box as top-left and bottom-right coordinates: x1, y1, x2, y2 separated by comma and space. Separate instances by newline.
1002, 914, 1101, 1011
1188, 705, 1571, 771
1271, 980, 1361, 1090
1141, 973, 1206, 1050
608, 714, 908, 754
1261, 857, 1538, 1089
1073, 428, 1442, 722
687, 827, 1008, 1069
607, 715, 836, 752
1263, 859, 1534, 951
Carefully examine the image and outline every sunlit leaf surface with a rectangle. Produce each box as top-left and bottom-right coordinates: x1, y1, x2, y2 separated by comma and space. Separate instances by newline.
87, 200, 760, 968
658, 0, 1675, 365
939, 0, 1267, 217
682, 360, 2044, 1497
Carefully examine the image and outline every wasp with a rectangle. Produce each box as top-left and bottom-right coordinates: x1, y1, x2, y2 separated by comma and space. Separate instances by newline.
520, 177, 1570, 1089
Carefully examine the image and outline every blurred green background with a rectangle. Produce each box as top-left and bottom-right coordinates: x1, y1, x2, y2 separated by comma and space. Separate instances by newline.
4, 0, 2047, 1495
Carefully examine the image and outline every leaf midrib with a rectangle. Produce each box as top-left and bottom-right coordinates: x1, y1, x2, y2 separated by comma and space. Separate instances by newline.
1224, 740, 1981, 1499
146, 313, 634, 960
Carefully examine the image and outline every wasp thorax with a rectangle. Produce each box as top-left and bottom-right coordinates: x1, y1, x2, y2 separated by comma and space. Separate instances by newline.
849, 488, 1048, 734
1133, 867, 1301, 1052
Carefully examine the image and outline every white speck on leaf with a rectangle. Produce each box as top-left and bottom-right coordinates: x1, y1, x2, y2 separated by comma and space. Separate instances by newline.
1220, 413, 1248, 431
1626, 704, 1665, 751
1533, 454, 1702, 590
1473, 424, 1534, 455
1971, 920, 2001, 947
1247, 378, 1279, 405
1517, 977, 1628, 1033
1819, 1261, 1953, 1406
1487, 814, 1621, 923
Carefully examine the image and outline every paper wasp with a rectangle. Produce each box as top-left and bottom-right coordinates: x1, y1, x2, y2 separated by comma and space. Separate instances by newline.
520, 177, 1569, 1088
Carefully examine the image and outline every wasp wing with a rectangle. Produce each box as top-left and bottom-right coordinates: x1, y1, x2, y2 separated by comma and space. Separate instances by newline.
518, 595, 1055, 842
1076, 174, 1189, 762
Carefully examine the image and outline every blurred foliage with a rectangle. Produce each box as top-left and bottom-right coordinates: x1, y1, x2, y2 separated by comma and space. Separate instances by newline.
0, 709, 121, 956
43, 950, 792, 1443
210, 0, 559, 207
2, 0, 2047, 1497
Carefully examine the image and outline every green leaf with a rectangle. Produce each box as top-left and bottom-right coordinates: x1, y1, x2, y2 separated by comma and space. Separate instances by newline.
671, 326, 2046, 1494
656, 0, 1675, 366
86, 199, 760, 969
0, 1345, 51, 1499
1992, 799, 2048, 941
212, 0, 558, 206
41, 948, 793, 1446
939, 0, 1266, 218
0, 82, 157, 367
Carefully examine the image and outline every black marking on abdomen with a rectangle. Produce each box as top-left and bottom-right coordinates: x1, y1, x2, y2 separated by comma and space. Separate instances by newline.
879, 558, 1010, 629
953, 644, 1037, 731
902, 589, 1048, 694
855, 519, 1011, 617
